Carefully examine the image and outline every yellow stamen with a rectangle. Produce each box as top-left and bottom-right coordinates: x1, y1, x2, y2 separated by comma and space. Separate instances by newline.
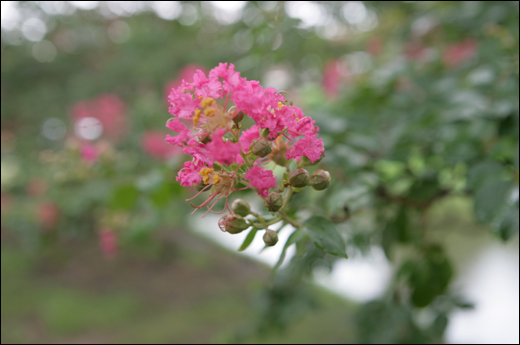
193, 109, 201, 126
204, 108, 215, 117
278, 101, 285, 109
199, 168, 214, 185
296, 118, 300, 122
212, 174, 222, 185
201, 98, 216, 107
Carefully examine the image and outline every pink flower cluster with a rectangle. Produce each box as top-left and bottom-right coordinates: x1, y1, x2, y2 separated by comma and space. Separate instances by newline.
165, 63, 324, 216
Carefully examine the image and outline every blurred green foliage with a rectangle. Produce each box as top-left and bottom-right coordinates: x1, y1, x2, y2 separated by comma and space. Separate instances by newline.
1, 1, 519, 343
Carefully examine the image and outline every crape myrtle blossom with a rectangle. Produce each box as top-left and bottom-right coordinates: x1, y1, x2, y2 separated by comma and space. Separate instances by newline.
165, 63, 326, 236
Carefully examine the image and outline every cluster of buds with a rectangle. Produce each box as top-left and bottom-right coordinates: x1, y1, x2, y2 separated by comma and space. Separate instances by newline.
165, 63, 331, 247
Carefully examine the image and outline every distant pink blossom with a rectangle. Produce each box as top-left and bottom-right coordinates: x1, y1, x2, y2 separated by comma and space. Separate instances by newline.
142, 130, 182, 161
71, 94, 128, 142
443, 39, 477, 68
244, 165, 277, 198
322, 60, 343, 97
36, 201, 60, 229
99, 228, 117, 260
81, 142, 99, 164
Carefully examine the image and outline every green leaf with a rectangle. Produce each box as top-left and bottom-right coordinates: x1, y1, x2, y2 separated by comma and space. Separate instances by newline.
304, 216, 348, 259
238, 228, 258, 252
467, 161, 504, 189
110, 184, 140, 211
496, 204, 519, 241
474, 179, 514, 223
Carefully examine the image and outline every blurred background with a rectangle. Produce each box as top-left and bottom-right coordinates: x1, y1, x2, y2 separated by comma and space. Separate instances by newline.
1, 1, 519, 343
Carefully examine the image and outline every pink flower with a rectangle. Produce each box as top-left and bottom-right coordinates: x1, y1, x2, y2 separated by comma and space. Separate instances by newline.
244, 165, 278, 198
164, 64, 208, 104
176, 160, 206, 187
81, 142, 99, 164
287, 136, 324, 163
164, 63, 327, 221
443, 39, 477, 68
239, 125, 260, 152
99, 228, 117, 260
142, 130, 182, 161
168, 87, 200, 119
206, 129, 241, 166
165, 118, 191, 148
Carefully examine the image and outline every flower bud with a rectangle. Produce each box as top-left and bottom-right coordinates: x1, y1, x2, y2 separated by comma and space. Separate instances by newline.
231, 199, 251, 217
264, 192, 283, 212
263, 230, 279, 247
289, 168, 309, 188
301, 155, 323, 167
309, 169, 331, 191
251, 137, 272, 158
271, 146, 288, 167
218, 215, 249, 234
260, 128, 270, 138
232, 110, 244, 124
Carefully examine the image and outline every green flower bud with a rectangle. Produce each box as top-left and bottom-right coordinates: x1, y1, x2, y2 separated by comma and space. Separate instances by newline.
289, 168, 309, 188
271, 146, 288, 166
232, 110, 244, 124
251, 137, 272, 158
218, 215, 249, 234
231, 199, 251, 217
263, 230, 279, 247
301, 155, 323, 167
264, 192, 283, 212
260, 128, 270, 138
309, 169, 331, 191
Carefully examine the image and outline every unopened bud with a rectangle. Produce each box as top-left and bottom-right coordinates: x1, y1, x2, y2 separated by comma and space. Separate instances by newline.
218, 215, 249, 234
260, 128, 270, 138
309, 169, 331, 190
271, 146, 288, 166
264, 192, 283, 212
232, 110, 244, 124
301, 155, 323, 167
231, 199, 251, 217
251, 137, 272, 158
289, 168, 309, 188
263, 230, 279, 247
